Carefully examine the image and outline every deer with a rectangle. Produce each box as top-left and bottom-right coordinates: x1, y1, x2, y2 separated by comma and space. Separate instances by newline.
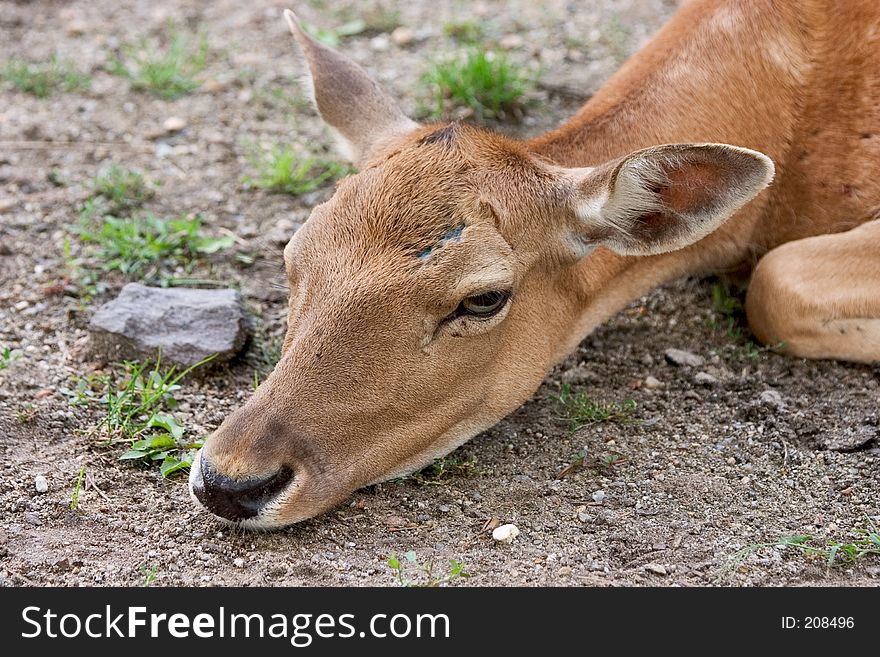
189, 0, 880, 528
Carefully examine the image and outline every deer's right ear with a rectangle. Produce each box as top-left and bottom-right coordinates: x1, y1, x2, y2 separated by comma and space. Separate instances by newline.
555, 143, 774, 259
283, 9, 419, 165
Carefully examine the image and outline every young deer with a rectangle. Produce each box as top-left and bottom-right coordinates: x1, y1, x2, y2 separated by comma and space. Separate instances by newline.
190, 1, 880, 528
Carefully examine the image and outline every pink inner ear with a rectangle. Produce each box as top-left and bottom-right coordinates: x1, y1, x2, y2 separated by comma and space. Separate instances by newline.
658, 160, 724, 212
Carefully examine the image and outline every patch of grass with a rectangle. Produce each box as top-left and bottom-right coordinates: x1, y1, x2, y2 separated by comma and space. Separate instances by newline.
1, 56, 90, 97
249, 333, 283, 389
421, 49, 531, 120
244, 145, 350, 196
442, 20, 485, 44
557, 383, 638, 432
60, 235, 103, 300
15, 404, 37, 424
600, 14, 631, 64
716, 521, 880, 581
110, 23, 208, 98
706, 281, 785, 359
79, 355, 213, 477
70, 466, 85, 511
360, 3, 401, 34
63, 371, 108, 408
251, 86, 310, 120
47, 168, 67, 187
0, 346, 22, 370
387, 551, 469, 587
141, 565, 159, 587
90, 166, 154, 215
75, 209, 233, 280
400, 454, 478, 486
300, 19, 367, 47
556, 446, 627, 480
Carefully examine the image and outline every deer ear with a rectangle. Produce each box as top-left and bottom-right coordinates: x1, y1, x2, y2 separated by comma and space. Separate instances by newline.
283, 9, 418, 165
561, 143, 775, 258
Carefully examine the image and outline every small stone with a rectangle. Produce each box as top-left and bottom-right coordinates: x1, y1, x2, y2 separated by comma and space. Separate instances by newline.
664, 348, 705, 367
35, 475, 48, 494
439, 505, 450, 513
557, 566, 572, 576
643, 375, 662, 390
694, 372, 718, 386
492, 523, 520, 544
592, 490, 606, 504
560, 364, 598, 385
499, 33, 525, 49
577, 512, 591, 522
759, 389, 785, 409
25, 512, 41, 526
391, 27, 414, 46
201, 78, 229, 93
65, 20, 87, 36
233, 557, 245, 568
89, 283, 252, 367
645, 563, 667, 576
370, 35, 390, 51
163, 116, 187, 132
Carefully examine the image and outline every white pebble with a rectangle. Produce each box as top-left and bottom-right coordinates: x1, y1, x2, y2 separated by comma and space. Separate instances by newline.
35, 475, 48, 494
592, 490, 606, 503
645, 563, 667, 576
163, 116, 187, 132
643, 376, 662, 390
233, 557, 245, 568
492, 523, 520, 544
391, 27, 414, 46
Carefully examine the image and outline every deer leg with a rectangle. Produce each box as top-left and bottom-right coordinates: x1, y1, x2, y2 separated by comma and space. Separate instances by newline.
745, 218, 880, 363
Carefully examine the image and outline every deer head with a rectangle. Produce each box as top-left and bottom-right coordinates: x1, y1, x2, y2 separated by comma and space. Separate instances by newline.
189, 10, 774, 527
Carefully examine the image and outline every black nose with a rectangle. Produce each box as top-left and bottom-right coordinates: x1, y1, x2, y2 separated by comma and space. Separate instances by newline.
191, 456, 293, 521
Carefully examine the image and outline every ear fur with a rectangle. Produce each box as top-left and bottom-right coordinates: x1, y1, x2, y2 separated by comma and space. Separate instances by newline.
283, 9, 418, 164
562, 143, 775, 258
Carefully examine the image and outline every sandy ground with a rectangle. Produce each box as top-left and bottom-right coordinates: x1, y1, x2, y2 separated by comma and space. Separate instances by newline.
0, 0, 878, 587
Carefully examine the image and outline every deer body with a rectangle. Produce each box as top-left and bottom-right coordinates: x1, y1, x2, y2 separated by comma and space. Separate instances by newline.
190, 0, 880, 527
530, 0, 880, 364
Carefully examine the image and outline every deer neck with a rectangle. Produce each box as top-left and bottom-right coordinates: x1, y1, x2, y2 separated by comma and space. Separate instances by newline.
528, 0, 813, 361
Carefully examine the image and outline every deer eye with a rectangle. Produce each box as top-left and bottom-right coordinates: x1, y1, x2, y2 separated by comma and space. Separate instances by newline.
458, 290, 511, 317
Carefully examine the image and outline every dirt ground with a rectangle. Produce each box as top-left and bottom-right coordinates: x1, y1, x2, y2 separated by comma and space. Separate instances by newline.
1, 0, 878, 587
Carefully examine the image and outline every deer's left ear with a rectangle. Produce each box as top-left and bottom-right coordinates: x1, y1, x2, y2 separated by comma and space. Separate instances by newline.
558, 143, 775, 258
284, 9, 419, 165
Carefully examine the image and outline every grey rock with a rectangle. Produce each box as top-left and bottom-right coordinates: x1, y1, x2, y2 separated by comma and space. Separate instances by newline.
694, 372, 719, 386
644, 375, 663, 390
34, 475, 48, 494
820, 425, 876, 452
759, 389, 785, 410
664, 348, 705, 367
89, 283, 252, 367
560, 364, 599, 385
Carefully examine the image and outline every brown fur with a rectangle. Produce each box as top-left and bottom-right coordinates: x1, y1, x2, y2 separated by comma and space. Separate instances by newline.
190, 1, 880, 527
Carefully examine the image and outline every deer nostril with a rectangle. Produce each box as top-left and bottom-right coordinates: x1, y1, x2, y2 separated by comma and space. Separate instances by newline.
192, 456, 294, 521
